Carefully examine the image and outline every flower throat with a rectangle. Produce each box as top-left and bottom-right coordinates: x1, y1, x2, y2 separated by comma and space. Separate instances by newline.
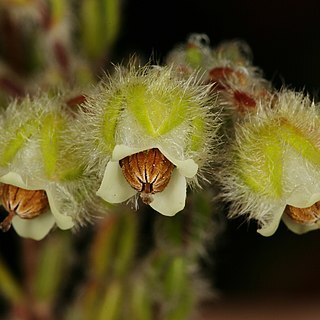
119, 148, 175, 204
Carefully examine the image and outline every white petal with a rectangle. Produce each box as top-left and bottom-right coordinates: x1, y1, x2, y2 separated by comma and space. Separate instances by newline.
257, 205, 285, 236
97, 161, 137, 203
0, 172, 74, 230
282, 213, 320, 235
158, 147, 198, 178
112, 144, 149, 161
45, 186, 74, 230
172, 158, 198, 178
286, 188, 320, 209
0, 172, 44, 190
12, 211, 55, 240
150, 170, 186, 216
0, 172, 28, 189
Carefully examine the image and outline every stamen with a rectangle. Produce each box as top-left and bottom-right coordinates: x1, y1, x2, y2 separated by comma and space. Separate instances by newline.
119, 148, 175, 204
0, 184, 49, 232
284, 202, 320, 225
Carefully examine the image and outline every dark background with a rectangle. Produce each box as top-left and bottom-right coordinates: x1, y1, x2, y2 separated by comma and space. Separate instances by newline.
115, 0, 320, 95
115, 0, 320, 299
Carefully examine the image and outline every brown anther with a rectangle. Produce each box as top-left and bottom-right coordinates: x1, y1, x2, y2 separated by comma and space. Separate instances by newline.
119, 148, 175, 205
0, 184, 49, 232
284, 202, 320, 225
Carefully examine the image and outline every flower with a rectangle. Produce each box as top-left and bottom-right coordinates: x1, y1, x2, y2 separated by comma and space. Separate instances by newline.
0, 93, 92, 239
219, 90, 320, 235
76, 65, 220, 216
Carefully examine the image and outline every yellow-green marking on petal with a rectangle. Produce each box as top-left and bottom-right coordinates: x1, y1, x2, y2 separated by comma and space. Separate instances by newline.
155, 89, 187, 136
102, 93, 123, 153
126, 84, 187, 137
238, 125, 283, 198
189, 114, 205, 152
278, 117, 320, 166
126, 84, 155, 136
238, 116, 320, 199
40, 113, 65, 179
58, 166, 84, 182
0, 119, 39, 167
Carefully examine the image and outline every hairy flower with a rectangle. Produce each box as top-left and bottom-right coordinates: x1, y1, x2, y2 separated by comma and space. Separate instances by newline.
76, 65, 220, 215
219, 90, 320, 235
0, 93, 92, 239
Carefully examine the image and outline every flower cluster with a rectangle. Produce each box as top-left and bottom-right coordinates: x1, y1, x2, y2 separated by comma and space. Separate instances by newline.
1, 31, 319, 240
167, 34, 272, 121
0, 64, 221, 239
168, 34, 320, 236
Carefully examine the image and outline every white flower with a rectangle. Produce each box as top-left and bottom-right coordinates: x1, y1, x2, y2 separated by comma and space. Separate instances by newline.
75, 65, 220, 216
0, 93, 93, 239
0, 172, 74, 240
97, 144, 198, 216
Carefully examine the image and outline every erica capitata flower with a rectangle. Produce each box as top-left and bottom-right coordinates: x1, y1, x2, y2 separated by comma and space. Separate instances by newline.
0, 93, 91, 239
220, 90, 320, 235
76, 65, 220, 216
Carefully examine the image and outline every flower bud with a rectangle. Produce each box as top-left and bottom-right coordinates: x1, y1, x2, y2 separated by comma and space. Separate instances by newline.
167, 34, 272, 120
